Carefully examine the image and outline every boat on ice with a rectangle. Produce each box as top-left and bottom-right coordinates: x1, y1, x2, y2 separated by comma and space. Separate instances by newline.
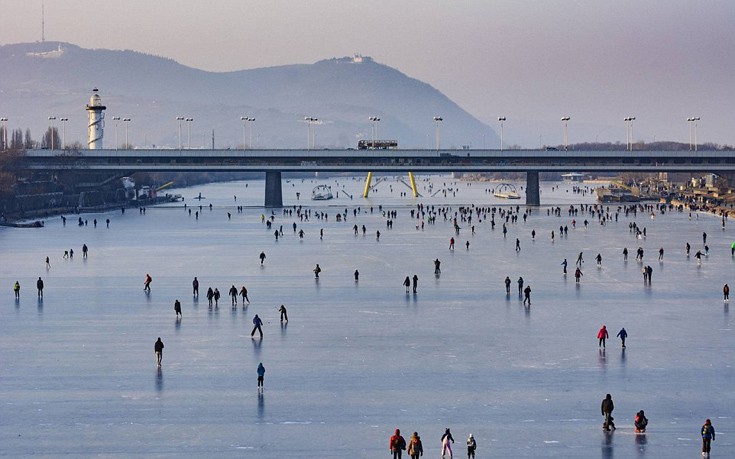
311, 185, 334, 200
493, 183, 521, 199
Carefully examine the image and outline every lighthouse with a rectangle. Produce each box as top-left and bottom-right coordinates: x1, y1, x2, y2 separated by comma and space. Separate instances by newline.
85, 88, 106, 149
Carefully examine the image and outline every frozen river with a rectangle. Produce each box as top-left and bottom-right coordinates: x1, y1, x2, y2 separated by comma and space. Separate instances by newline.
1, 175, 732, 458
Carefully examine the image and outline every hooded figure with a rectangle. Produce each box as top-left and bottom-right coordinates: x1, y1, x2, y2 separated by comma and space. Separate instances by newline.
407, 432, 423, 459
389, 429, 406, 459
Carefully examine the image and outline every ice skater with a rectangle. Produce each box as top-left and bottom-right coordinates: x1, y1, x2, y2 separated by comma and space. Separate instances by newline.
313, 264, 321, 278
229, 285, 238, 306
278, 304, 288, 322
434, 258, 441, 275
154, 337, 164, 367
561, 258, 567, 274
251, 314, 264, 338
257, 362, 265, 391
576, 252, 584, 266
239, 285, 250, 304
259, 251, 266, 265
144, 273, 152, 292
597, 325, 609, 348
616, 327, 627, 348
724, 283, 730, 302
441, 428, 455, 459
174, 299, 182, 318
523, 285, 532, 306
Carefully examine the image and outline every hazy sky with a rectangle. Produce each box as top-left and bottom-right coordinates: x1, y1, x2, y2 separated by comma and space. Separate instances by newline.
1, 0, 734, 147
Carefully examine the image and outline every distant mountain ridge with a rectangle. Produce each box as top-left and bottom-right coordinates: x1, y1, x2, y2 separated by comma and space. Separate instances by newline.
0, 42, 497, 150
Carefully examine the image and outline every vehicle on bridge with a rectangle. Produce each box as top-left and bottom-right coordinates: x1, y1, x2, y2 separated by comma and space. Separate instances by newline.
358, 140, 398, 150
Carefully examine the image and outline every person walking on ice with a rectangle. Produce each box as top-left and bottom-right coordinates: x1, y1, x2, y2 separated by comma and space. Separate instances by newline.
601, 393, 615, 431
412, 274, 418, 294
174, 299, 182, 318
251, 314, 264, 338
36, 277, 44, 299
701, 418, 715, 457
598, 325, 609, 348
723, 283, 729, 302
403, 276, 411, 293
154, 337, 164, 367
313, 264, 321, 278
466, 433, 476, 459
523, 285, 532, 306
389, 429, 406, 459
144, 274, 152, 292
441, 428, 455, 459
13, 280, 20, 299
407, 432, 423, 459
257, 362, 265, 391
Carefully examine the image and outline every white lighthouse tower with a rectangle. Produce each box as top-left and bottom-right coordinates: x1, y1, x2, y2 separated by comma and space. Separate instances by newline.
85, 88, 106, 149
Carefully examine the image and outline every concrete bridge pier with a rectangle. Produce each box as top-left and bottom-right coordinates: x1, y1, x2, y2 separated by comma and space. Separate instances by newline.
526, 171, 540, 206
264, 171, 283, 208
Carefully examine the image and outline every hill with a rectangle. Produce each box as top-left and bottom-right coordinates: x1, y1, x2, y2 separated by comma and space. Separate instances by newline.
0, 42, 497, 150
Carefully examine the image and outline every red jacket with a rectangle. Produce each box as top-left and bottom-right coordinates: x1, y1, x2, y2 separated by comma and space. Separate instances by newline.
390, 430, 406, 451
597, 327, 608, 339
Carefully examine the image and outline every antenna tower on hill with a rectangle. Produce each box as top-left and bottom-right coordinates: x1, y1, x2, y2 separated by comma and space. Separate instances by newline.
41, 0, 45, 42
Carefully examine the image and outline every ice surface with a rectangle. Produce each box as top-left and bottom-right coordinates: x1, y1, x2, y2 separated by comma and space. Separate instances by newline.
0, 175, 733, 458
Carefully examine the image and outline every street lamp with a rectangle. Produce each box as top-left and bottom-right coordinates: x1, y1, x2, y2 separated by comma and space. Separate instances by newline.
561, 116, 570, 151
305, 117, 318, 149
0, 117, 8, 150
176, 116, 185, 149
433, 116, 443, 150
241, 116, 255, 149
48, 116, 56, 150
687, 117, 700, 152
112, 116, 121, 150
498, 116, 506, 151
59, 117, 68, 149
369, 116, 380, 148
185, 118, 194, 149
123, 118, 131, 149
624, 116, 636, 151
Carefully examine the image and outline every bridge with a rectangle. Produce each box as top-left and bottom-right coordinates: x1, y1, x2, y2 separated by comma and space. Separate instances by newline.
17, 148, 735, 207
